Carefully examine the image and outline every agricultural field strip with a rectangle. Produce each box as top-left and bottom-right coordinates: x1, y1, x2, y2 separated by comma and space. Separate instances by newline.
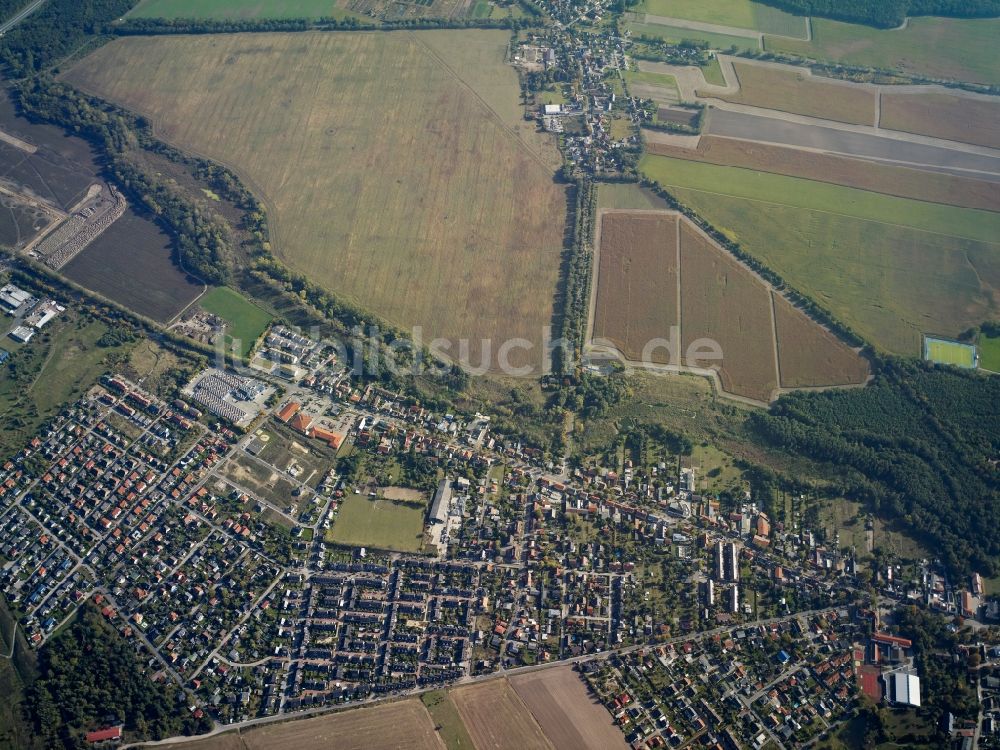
705, 112, 1000, 174
647, 163, 1000, 355
632, 12, 763, 40
510, 667, 631, 750
585, 208, 679, 349
641, 156, 1000, 245
588, 208, 866, 403
645, 135, 1000, 213
657, 55, 1000, 161
660, 183, 1000, 244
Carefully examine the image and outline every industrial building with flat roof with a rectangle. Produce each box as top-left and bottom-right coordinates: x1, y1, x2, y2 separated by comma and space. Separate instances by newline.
886, 672, 921, 707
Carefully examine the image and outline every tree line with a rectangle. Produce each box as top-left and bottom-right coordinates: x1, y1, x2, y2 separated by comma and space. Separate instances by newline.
554, 178, 595, 376
115, 15, 540, 36
756, 0, 1000, 29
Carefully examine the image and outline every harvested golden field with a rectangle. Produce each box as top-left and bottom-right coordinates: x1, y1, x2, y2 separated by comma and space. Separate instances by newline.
646, 136, 1000, 212
451, 678, 553, 750
772, 293, 869, 389
65, 31, 566, 372
703, 62, 876, 126
880, 91, 1000, 150
511, 666, 629, 750
592, 210, 679, 362
164, 700, 445, 750
679, 221, 778, 402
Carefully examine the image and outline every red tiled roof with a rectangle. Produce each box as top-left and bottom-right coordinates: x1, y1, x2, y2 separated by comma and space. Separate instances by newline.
85, 726, 122, 743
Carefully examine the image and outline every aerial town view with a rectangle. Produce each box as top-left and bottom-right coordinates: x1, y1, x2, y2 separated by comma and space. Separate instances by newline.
0, 0, 998, 748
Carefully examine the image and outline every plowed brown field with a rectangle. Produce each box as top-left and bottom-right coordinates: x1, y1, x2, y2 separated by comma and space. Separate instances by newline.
881, 91, 1000, 150
679, 221, 778, 402
592, 211, 679, 362
511, 666, 629, 750
772, 293, 869, 389
703, 62, 876, 125
451, 678, 554, 750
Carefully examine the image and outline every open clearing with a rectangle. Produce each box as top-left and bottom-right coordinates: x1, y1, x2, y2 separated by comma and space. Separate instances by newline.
511, 666, 629, 750
165, 699, 445, 750
65, 31, 566, 372
632, 0, 805, 36
451, 678, 554, 750
645, 136, 1000, 213
197, 286, 272, 357
622, 69, 680, 104
703, 61, 875, 126
326, 491, 426, 552
641, 154, 1000, 355
765, 16, 1000, 86
62, 209, 204, 324
0, 316, 131, 459
880, 91, 1000, 151
591, 210, 868, 401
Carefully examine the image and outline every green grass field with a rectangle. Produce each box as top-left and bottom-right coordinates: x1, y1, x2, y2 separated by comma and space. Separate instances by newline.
623, 69, 680, 101
632, 0, 805, 36
623, 69, 679, 91
0, 315, 130, 460
924, 337, 977, 368
421, 691, 476, 750
326, 492, 426, 552
628, 20, 760, 51
67, 31, 566, 373
978, 335, 1000, 372
702, 56, 726, 85
640, 155, 1000, 355
128, 0, 363, 19
197, 286, 272, 358
765, 16, 1000, 86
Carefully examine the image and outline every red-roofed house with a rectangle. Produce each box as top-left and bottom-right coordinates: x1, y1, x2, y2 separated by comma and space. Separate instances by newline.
276, 401, 301, 423
85, 725, 122, 744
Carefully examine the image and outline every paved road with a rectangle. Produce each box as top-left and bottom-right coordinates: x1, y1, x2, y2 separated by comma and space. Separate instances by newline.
0, 0, 45, 35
